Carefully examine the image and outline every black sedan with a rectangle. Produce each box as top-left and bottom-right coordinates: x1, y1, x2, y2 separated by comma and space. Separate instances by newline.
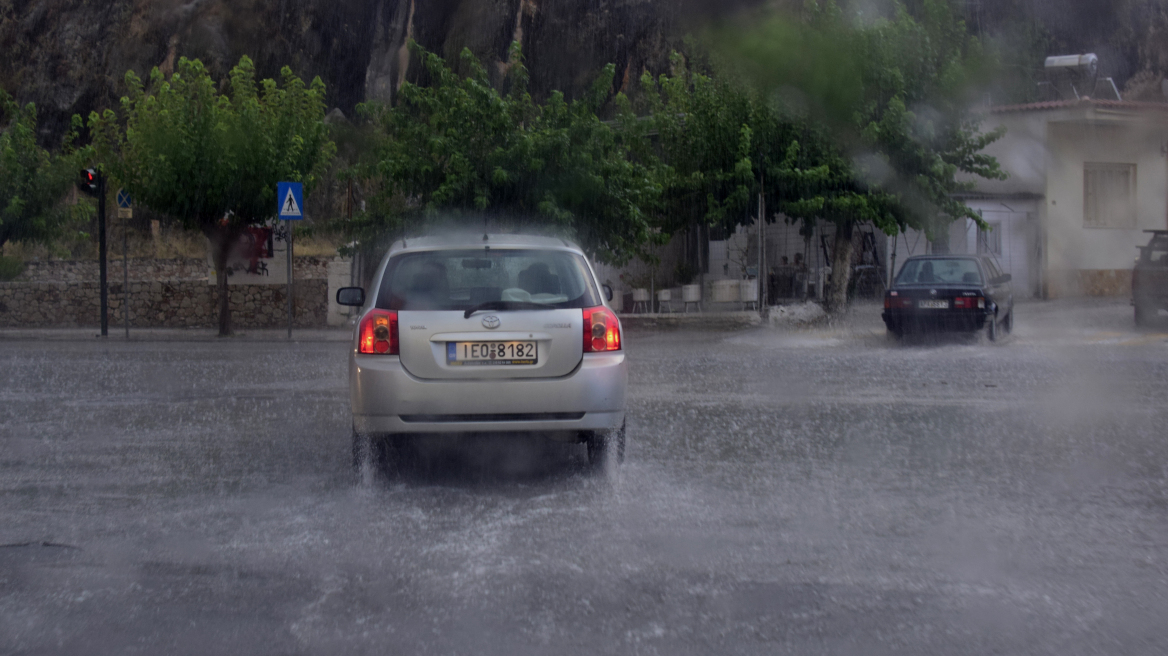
882, 255, 1014, 340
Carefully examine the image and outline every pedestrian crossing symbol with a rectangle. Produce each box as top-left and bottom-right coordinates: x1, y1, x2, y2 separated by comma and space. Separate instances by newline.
281, 190, 300, 216
276, 182, 304, 220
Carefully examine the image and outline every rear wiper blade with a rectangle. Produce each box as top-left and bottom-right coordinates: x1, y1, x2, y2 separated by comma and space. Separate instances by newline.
463, 301, 548, 319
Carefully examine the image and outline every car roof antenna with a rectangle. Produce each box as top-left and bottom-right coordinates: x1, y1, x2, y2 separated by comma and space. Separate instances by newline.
483, 233, 489, 242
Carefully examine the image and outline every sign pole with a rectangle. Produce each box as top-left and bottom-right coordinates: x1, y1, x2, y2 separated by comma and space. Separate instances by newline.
276, 181, 304, 340
115, 189, 134, 339
286, 220, 293, 339
123, 217, 129, 338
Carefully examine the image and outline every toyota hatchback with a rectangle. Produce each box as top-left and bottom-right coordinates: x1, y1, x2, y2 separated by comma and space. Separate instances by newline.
336, 234, 627, 474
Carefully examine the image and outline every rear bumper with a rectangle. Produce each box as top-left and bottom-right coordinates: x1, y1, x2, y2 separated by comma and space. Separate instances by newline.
1133, 294, 1168, 309
350, 351, 627, 435
882, 309, 989, 332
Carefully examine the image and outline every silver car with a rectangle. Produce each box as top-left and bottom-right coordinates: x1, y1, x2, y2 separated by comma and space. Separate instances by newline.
336, 234, 627, 472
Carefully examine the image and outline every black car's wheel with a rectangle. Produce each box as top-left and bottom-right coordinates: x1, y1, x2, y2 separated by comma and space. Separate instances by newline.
1135, 303, 1150, 327
586, 420, 626, 470
986, 313, 998, 342
1002, 310, 1013, 334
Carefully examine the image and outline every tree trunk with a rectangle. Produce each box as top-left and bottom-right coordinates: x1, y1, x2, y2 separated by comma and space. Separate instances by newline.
206, 225, 238, 337
824, 221, 855, 315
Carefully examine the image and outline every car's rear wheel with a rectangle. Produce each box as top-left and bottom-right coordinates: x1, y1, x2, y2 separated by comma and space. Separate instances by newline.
352, 428, 398, 480
586, 420, 626, 470
986, 314, 998, 342
352, 427, 371, 472
1135, 303, 1150, 327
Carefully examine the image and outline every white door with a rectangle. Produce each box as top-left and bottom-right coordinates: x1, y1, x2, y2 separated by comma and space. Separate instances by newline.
978, 209, 1037, 298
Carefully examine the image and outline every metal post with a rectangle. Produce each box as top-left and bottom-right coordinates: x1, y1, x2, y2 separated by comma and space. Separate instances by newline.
889, 230, 898, 290
758, 183, 765, 316
98, 174, 108, 337
697, 222, 705, 312
123, 216, 129, 339
286, 220, 294, 339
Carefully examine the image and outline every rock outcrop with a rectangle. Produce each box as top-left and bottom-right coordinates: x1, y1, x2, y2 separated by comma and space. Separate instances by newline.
1, 0, 707, 144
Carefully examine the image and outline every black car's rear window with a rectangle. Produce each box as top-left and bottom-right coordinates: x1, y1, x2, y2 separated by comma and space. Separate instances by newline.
1139, 246, 1168, 264
376, 249, 602, 311
896, 258, 983, 285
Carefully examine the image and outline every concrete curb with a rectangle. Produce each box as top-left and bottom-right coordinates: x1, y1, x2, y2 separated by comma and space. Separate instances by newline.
0, 328, 352, 342
619, 311, 763, 330
4, 308, 830, 339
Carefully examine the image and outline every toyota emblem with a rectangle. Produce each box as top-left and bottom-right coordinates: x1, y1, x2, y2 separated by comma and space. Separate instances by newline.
482, 315, 501, 329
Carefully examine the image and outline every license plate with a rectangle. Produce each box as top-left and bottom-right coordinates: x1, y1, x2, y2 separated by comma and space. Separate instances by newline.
918, 299, 949, 309
447, 341, 537, 366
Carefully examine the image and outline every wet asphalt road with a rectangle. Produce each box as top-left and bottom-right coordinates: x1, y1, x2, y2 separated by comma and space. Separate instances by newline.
2, 299, 1167, 655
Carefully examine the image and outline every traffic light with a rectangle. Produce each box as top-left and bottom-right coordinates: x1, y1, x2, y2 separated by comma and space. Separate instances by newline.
78, 168, 100, 197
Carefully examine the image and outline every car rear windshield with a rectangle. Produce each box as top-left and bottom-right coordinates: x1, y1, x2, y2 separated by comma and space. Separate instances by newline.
1139, 241, 1168, 264
376, 249, 602, 311
896, 258, 983, 285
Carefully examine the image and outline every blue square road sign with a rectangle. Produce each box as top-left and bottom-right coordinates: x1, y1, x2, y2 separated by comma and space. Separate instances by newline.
277, 182, 304, 220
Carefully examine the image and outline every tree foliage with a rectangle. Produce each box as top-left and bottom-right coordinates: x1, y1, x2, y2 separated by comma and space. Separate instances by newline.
696, 0, 1007, 311
0, 90, 90, 250
637, 60, 776, 235
88, 57, 334, 334
351, 43, 662, 265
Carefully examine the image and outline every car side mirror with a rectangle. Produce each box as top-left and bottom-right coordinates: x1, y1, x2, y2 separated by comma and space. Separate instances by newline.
336, 287, 365, 307
602, 284, 614, 302
996, 274, 1012, 284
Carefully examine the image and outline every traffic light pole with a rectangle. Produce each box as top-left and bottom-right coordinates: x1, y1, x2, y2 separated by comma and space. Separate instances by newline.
98, 173, 109, 337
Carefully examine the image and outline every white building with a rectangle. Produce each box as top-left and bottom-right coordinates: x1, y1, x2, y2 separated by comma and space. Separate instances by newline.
952, 98, 1168, 297
606, 98, 1168, 307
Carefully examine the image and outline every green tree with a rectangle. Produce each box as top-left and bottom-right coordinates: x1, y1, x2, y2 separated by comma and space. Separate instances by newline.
638, 59, 771, 236
710, 0, 1006, 313
89, 57, 335, 335
0, 90, 90, 251
352, 43, 662, 265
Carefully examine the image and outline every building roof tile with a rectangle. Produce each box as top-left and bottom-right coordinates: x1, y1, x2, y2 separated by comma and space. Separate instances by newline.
991, 98, 1168, 113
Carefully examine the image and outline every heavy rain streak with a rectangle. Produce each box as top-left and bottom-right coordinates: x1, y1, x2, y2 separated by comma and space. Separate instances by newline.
2, 1, 1168, 654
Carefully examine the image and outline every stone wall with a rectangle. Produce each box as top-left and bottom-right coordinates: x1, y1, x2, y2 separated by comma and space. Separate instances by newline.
1044, 269, 1132, 298
15, 257, 332, 283
0, 280, 329, 329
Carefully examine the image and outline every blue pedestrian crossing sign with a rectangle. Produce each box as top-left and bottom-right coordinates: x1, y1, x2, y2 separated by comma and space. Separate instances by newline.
277, 182, 304, 220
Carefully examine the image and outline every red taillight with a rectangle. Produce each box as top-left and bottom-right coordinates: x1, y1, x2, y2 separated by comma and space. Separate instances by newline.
887, 291, 912, 309
953, 297, 986, 309
582, 307, 621, 352
358, 309, 398, 355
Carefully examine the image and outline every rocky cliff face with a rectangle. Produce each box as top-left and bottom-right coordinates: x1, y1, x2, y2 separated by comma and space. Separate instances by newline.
1, 0, 713, 143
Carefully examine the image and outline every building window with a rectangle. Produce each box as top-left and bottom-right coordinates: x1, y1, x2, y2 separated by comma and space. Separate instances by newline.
979, 222, 1002, 256
1083, 162, 1136, 229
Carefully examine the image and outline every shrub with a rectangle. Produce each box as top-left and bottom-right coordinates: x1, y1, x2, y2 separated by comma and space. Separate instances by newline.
0, 255, 25, 281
